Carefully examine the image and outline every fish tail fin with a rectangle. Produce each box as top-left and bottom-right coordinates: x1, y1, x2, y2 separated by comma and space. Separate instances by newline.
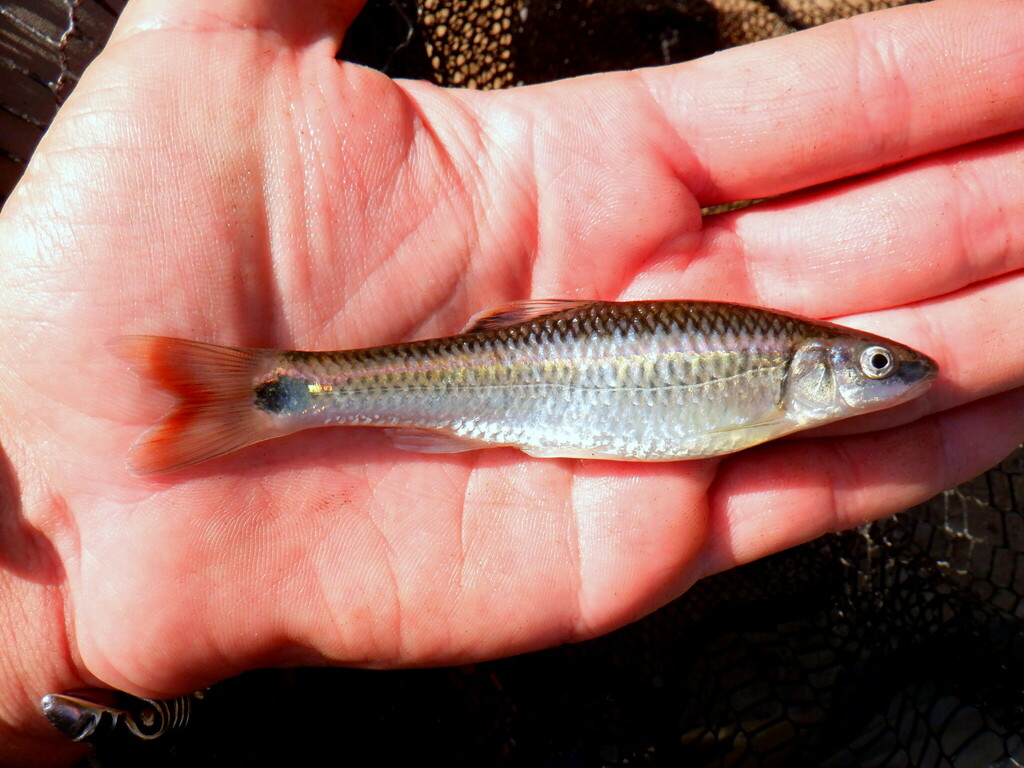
110, 336, 278, 476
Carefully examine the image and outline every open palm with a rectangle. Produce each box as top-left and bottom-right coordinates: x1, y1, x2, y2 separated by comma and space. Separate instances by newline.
2, 0, 1024, 758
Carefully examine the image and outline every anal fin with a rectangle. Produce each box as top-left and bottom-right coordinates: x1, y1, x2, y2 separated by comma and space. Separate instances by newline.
385, 428, 496, 454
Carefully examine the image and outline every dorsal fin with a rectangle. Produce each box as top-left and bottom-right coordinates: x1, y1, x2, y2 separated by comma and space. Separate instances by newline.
460, 299, 595, 333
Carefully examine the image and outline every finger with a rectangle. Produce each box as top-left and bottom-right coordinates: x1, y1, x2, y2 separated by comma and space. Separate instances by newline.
802, 269, 1024, 427
704, 385, 1024, 577
626, 131, 1024, 317
637, 0, 1024, 203
112, 0, 364, 51
853, 271, 1024, 415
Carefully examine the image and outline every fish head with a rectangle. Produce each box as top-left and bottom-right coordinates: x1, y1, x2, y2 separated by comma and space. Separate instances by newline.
785, 334, 938, 423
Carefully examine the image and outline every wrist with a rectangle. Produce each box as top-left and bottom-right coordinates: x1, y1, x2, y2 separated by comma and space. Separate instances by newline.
0, 572, 90, 766
0, 455, 90, 765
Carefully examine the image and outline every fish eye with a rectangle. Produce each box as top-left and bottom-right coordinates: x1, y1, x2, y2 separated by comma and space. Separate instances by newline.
860, 346, 895, 379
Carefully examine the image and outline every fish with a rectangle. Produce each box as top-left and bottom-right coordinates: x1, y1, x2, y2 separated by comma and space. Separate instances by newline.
112, 299, 938, 476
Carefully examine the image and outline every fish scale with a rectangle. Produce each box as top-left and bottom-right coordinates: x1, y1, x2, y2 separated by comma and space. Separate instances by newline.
113, 300, 937, 475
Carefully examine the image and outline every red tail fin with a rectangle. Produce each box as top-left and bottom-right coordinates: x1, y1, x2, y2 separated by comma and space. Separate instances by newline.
110, 336, 278, 476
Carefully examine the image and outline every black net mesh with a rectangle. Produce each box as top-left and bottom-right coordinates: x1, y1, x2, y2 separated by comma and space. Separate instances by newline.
6, 2, 1023, 767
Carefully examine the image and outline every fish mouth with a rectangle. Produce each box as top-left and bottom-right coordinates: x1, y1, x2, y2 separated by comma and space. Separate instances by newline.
901, 354, 940, 385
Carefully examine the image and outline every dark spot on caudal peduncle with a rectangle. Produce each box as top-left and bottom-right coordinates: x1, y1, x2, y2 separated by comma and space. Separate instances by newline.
254, 377, 304, 414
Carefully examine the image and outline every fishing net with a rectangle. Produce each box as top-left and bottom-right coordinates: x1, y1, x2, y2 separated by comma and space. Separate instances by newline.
7, 1, 1023, 766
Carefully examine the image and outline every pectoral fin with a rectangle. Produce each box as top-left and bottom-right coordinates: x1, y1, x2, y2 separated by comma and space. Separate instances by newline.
707, 416, 789, 435
702, 415, 795, 452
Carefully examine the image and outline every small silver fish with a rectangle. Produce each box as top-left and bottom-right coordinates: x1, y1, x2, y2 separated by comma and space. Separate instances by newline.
114, 299, 937, 476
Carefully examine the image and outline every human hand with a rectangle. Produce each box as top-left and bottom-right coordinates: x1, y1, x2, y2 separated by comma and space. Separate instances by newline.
1, 0, 1023, 762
